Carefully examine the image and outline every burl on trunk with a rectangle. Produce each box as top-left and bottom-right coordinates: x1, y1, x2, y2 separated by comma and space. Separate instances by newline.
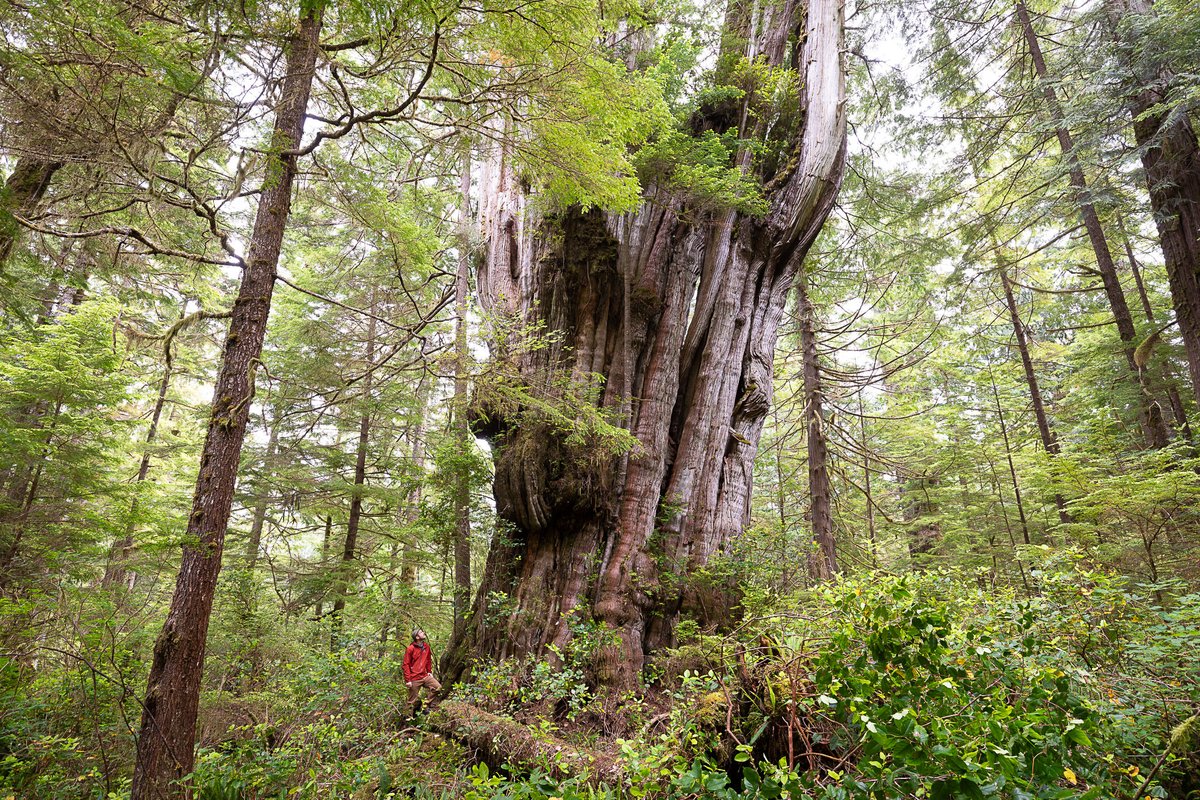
443, 0, 848, 688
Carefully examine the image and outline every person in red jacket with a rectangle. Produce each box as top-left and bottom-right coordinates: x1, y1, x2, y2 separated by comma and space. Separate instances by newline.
403, 628, 440, 711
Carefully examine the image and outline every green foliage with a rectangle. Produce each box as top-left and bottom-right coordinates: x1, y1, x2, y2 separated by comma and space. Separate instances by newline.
0, 299, 134, 585
474, 311, 640, 456
634, 128, 768, 215
807, 573, 1102, 798
453, 617, 615, 720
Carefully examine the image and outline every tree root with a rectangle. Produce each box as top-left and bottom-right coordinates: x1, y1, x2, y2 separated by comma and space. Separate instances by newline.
428, 700, 622, 784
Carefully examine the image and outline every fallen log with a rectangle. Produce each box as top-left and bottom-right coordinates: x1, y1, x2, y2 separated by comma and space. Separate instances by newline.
428, 700, 623, 784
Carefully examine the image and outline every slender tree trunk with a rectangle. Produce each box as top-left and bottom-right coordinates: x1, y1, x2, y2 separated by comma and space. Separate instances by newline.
1015, 0, 1170, 448
798, 272, 836, 580
1106, 0, 1200, 410
903, 474, 941, 559
983, 449, 1030, 594
858, 392, 878, 569
990, 373, 1032, 548
332, 291, 378, 647
769, 392, 797, 585
103, 365, 173, 591
245, 419, 280, 571
130, 6, 323, 797
0, 400, 62, 585
444, 0, 846, 688
399, 414, 429, 587
998, 267, 1071, 524
451, 153, 473, 641
315, 514, 333, 620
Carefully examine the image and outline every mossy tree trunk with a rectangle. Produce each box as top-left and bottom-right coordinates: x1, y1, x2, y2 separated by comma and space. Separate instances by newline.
444, 0, 847, 689
130, 4, 323, 796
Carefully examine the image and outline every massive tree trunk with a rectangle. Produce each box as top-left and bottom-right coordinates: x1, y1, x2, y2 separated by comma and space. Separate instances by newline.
130, 5, 323, 797
444, 0, 846, 689
1106, 0, 1200, 412
1015, 0, 1170, 449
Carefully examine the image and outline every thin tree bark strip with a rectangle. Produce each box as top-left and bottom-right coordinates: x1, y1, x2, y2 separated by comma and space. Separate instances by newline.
102, 364, 174, 591
245, 416, 280, 571
990, 372, 1032, 549
998, 267, 1071, 525
130, 5, 323, 797
1119, 217, 1194, 439
798, 270, 836, 580
451, 152, 473, 641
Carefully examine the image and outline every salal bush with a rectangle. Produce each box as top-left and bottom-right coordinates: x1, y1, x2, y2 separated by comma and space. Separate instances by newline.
731, 569, 1194, 800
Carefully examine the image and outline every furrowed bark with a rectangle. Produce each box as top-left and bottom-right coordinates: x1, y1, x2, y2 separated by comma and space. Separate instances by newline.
445, 0, 846, 688
130, 6, 323, 797
430, 701, 622, 782
0, 159, 62, 272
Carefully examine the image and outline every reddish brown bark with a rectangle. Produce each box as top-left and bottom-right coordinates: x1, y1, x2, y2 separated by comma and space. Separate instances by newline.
129, 6, 323, 797
445, 0, 846, 688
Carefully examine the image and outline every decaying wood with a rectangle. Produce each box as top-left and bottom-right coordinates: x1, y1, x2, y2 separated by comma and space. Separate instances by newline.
429, 701, 622, 783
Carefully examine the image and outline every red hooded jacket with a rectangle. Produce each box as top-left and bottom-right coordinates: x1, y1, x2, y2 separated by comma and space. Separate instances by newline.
403, 640, 433, 682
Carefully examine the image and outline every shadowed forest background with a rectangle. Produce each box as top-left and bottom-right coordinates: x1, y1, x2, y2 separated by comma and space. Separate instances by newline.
1, 0, 1199, 797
